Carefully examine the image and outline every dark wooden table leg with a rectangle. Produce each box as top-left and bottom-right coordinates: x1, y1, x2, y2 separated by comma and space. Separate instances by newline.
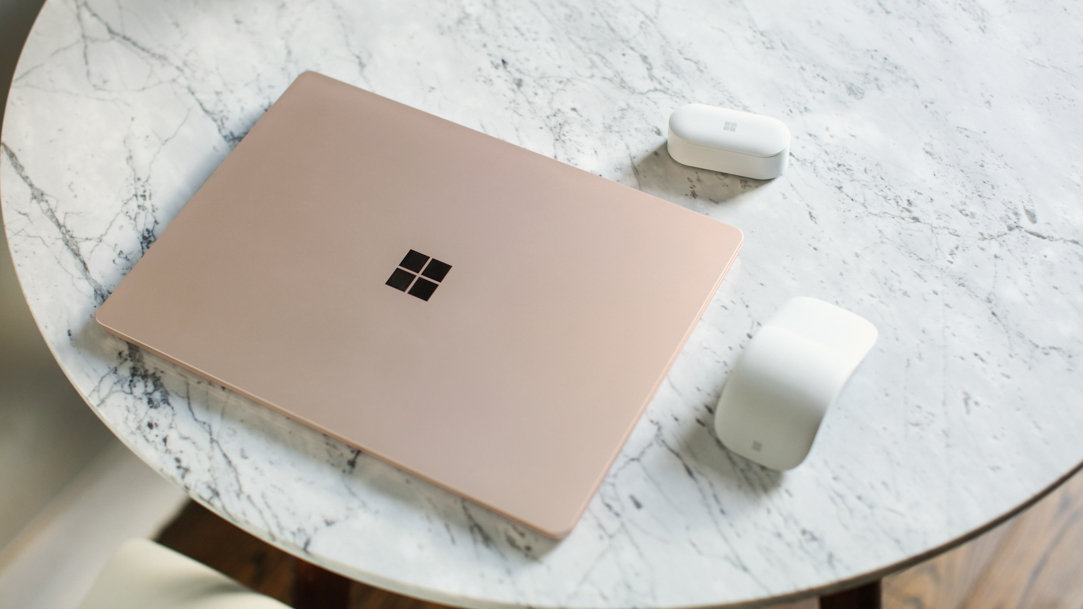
819, 579, 881, 609
291, 557, 351, 609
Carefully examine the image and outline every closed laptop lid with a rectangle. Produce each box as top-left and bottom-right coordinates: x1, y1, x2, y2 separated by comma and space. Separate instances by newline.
96, 72, 743, 538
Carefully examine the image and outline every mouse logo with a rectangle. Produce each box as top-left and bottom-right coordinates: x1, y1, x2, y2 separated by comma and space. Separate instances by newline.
385, 249, 452, 301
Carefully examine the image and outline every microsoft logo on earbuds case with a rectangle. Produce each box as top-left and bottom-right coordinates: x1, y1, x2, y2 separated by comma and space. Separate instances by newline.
385, 249, 453, 301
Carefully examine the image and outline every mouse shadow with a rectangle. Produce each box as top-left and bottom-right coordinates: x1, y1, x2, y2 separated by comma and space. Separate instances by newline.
71, 317, 562, 561
678, 399, 785, 496
631, 143, 773, 205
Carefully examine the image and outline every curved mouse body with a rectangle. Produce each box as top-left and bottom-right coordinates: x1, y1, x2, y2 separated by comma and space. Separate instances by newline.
715, 297, 877, 470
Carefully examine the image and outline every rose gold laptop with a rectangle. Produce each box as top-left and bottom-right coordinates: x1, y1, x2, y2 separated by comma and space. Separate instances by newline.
96, 72, 742, 538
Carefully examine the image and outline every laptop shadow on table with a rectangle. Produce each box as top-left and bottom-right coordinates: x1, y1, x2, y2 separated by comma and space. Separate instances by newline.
353, 457, 563, 558
73, 318, 564, 560
631, 143, 771, 205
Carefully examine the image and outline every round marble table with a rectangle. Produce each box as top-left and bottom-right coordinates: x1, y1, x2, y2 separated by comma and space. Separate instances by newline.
3, 0, 1081, 607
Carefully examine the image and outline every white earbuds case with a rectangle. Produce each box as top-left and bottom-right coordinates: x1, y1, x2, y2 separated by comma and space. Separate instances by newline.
667, 104, 790, 180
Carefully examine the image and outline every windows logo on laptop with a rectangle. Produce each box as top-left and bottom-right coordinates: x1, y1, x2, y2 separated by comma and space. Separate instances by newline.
385, 249, 453, 301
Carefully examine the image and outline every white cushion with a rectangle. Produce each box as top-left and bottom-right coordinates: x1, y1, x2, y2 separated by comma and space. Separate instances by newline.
79, 539, 290, 609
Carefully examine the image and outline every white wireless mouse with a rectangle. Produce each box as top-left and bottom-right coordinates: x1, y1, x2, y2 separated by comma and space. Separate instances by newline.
714, 297, 877, 470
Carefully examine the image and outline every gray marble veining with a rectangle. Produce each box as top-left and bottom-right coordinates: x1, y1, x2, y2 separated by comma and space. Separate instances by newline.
2, 0, 1081, 606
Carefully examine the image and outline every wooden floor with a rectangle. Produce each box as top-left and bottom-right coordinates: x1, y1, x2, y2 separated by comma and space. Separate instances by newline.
156, 467, 1083, 609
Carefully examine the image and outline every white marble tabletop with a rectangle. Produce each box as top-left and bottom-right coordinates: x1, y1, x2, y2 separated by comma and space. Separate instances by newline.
3, 0, 1081, 606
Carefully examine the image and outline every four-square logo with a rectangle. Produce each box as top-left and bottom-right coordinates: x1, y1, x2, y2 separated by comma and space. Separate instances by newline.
385, 249, 452, 301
